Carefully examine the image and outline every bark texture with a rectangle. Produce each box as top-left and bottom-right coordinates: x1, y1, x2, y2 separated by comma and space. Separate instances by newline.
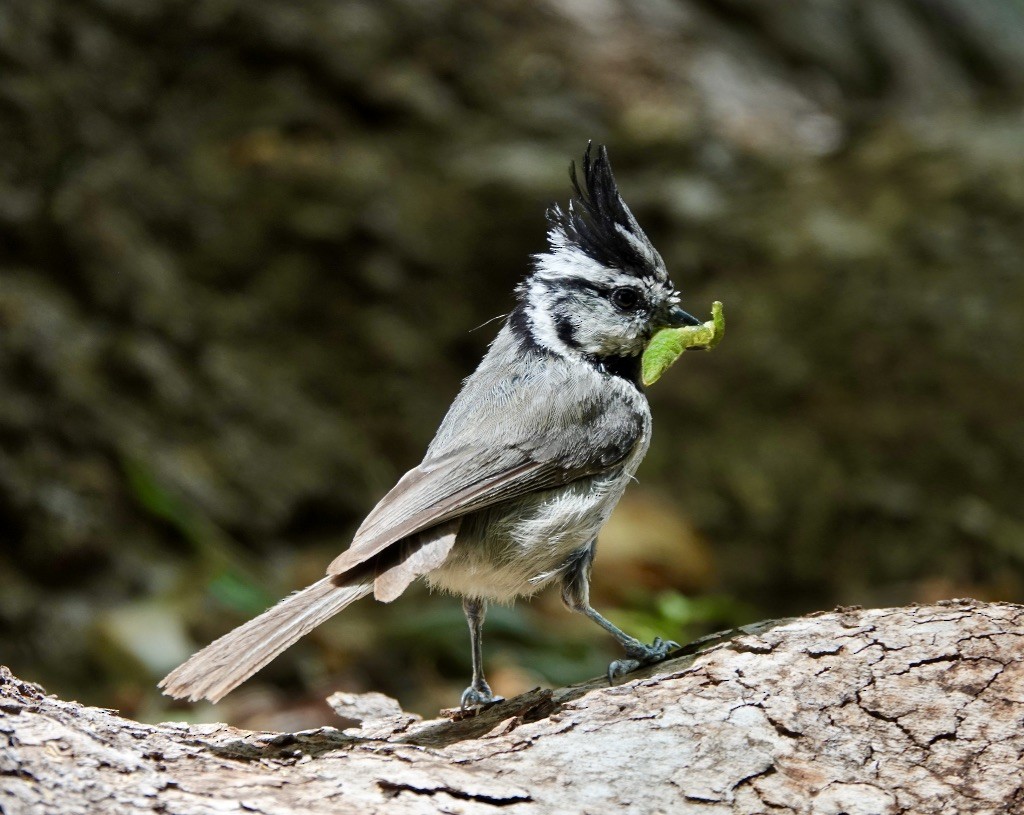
2, 600, 1023, 814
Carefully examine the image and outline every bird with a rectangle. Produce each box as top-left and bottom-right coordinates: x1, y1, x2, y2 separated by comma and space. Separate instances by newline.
159, 143, 703, 709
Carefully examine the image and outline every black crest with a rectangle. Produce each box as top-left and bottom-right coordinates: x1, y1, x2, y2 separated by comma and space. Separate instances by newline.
546, 143, 657, 276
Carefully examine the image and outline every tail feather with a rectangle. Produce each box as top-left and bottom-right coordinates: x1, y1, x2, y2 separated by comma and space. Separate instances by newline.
159, 576, 372, 703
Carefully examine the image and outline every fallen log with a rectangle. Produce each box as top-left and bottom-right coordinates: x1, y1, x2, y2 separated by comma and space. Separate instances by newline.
2, 600, 1022, 814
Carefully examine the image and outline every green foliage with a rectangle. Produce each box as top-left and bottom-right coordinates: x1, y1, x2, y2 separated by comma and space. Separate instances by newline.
122, 457, 211, 554
206, 572, 276, 618
606, 590, 756, 648
123, 457, 272, 615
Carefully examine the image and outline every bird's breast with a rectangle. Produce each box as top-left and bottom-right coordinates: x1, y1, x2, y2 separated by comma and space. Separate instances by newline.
426, 435, 650, 603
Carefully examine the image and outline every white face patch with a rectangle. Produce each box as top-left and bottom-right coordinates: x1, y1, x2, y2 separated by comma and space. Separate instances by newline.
539, 222, 669, 283
523, 278, 576, 356
522, 245, 679, 360
533, 240, 614, 287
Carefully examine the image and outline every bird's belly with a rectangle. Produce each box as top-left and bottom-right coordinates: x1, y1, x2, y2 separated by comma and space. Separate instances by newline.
425, 470, 631, 602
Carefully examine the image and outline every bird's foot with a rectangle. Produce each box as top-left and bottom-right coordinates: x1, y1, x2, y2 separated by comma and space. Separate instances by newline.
460, 680, 504, 711
607, 637, 679, 683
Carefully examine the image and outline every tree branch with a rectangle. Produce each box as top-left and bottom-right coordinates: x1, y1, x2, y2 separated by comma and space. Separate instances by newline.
3, 600, 1022, 814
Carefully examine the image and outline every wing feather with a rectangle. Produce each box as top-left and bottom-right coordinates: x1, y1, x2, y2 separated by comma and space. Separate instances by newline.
327, 341, 646, 580
373, 517, 461, 602
328, 456, 560, 575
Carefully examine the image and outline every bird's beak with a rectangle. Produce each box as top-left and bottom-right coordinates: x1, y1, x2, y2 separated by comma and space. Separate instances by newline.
664, 305, 702, 328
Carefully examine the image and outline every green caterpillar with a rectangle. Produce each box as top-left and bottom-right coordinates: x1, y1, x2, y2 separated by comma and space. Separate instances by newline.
641, 301, 725, 387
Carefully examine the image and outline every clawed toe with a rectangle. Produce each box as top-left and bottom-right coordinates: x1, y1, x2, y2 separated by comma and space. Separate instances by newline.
653, 637, 680, 655
460, 684, 503, 710
607, 637, 679, 684
607, 658, 641, 682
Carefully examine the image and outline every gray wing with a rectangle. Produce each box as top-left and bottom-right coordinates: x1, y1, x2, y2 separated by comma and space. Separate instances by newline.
328, 347, 645, 578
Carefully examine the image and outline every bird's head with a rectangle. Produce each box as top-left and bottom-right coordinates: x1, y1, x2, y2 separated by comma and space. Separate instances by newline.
513, 144, 699, 366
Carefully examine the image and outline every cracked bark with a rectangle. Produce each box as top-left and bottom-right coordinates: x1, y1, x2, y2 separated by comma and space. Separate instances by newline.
2, 601, 1023, 815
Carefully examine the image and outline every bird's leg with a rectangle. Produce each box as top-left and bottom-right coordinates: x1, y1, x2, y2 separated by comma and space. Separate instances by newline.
560, 541, 679, 683
460, 597, 503, 709
580, 607, 678, 682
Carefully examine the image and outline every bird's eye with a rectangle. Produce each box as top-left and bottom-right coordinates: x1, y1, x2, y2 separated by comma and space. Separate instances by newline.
610, 287, 641, 312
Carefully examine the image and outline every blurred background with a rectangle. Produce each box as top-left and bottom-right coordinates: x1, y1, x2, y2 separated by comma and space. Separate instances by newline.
1, 0, 1023, 730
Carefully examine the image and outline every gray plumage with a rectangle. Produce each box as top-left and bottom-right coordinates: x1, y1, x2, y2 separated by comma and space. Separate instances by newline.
161, 578, 371, 703
159, 144, 700, 707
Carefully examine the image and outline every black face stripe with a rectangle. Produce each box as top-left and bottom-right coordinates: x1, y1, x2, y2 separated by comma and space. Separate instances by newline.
508, 304, 549, 356
552, 313, 581, 349
540, 276, 610, 297
541, 276, 658, 314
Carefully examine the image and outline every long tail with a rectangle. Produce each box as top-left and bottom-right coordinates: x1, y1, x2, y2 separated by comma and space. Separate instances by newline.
159, 576, 372, 703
